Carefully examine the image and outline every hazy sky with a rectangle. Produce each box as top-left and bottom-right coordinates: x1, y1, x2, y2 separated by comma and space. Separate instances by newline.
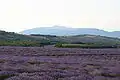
0, 0, 120, 32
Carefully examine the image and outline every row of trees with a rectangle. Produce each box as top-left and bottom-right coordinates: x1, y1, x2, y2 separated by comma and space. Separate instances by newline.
55, 43, 120, 48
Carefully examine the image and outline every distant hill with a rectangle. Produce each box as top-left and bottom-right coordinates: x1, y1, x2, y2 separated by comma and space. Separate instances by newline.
30, 34, 120, 45
0, 30, 53, 46
1, 30, 120, 46
20, 26, 120, 38
0, 30, 40, 41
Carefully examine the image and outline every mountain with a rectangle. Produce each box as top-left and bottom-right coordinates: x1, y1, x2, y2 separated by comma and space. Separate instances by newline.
20, 26, 120, 38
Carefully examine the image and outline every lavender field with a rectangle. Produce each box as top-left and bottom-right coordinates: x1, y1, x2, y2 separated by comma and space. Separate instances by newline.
0, 46, 120, 80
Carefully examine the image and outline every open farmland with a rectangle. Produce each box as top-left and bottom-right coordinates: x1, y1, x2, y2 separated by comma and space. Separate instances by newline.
0, 46, 120, 80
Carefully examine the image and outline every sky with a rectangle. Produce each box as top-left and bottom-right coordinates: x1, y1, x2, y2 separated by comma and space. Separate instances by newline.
0, 0, 120, 32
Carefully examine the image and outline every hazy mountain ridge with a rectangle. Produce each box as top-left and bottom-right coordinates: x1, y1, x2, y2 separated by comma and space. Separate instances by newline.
20, 26, 120, 38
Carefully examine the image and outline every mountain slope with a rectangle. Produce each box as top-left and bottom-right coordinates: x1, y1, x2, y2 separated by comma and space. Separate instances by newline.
20, 26, 120, 38
30, 34, 120, 45
0, 30, 40, 41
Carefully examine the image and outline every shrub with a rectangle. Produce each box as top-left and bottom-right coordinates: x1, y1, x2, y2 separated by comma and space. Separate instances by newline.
55, 43, 62, 47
